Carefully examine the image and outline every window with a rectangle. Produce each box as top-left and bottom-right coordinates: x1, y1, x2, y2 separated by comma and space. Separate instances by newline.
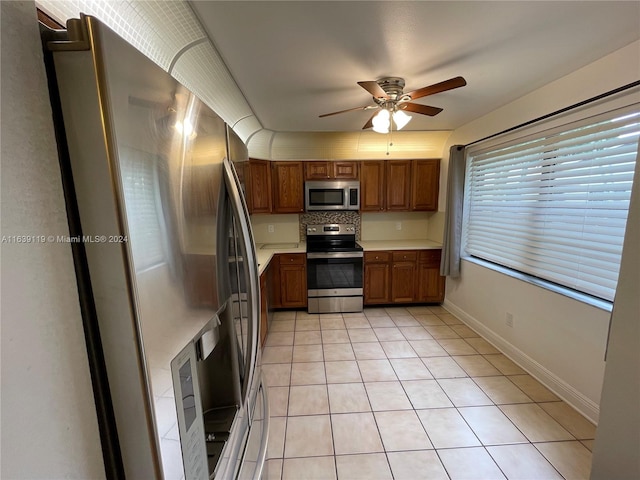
120, 148, 166, 271
463, 104, 639, 302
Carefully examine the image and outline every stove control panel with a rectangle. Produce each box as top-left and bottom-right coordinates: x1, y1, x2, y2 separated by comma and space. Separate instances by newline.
307, 224, 355, 236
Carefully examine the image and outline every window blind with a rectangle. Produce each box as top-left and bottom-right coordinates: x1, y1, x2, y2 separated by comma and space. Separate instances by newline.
463, 104, 639, 302
120, 148, 165, 271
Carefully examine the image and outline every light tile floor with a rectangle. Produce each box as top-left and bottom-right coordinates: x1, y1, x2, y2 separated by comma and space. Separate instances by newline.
262, 306, 595, 480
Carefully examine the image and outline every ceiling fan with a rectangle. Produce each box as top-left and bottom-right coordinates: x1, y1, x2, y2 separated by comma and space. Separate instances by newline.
319, 76, 467, 133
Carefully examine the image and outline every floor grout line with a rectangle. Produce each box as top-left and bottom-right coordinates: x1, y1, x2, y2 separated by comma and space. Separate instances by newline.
265, 307, 593, 479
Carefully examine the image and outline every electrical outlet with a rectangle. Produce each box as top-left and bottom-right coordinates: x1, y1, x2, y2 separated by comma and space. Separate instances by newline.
505, 312, 514, 328
395, 222, 402, 230
267, 224, 274, 233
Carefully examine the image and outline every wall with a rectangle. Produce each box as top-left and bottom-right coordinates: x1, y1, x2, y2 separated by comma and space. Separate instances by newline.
442, 40, 640, 422
590, 143, 640, 479
0, 2, 104, 477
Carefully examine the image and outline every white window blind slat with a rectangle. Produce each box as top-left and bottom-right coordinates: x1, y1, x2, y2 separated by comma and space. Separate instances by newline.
120, 148, 165, 270
463, 103, 639, 302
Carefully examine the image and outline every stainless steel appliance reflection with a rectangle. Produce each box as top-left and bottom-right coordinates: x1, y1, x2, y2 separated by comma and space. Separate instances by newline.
306, 224, 364, 313
43, 15, 267, 479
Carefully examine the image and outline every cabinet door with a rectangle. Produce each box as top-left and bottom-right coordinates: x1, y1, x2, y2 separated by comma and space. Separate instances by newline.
417, 250, 446, 302
364, 262, 390, 304
360, 161, 386, 211
333, 161, 358, 179
272, 161, 304, 213
417, 266, 445, 302
280, 266, 307, 307
391, 251, 417, 303
269, 255, 282, 309
248, 159, 272, 213
386, 160, 411, 211
412, 159, 440, 211
305, 161, 331, 180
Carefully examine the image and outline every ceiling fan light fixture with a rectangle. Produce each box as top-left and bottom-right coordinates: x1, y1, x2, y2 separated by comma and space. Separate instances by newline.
393, 109, 412, 130
372, 108, 390, 134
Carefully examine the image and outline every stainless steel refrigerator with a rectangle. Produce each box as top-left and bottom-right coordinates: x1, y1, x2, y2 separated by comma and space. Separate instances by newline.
42, 14, 268, 480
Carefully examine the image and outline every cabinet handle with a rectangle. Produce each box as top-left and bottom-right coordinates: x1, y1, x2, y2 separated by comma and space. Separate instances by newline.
375, 256, 379, 260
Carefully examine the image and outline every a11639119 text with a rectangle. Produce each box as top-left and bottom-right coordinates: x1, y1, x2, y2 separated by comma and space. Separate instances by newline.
1, 234, 128, 244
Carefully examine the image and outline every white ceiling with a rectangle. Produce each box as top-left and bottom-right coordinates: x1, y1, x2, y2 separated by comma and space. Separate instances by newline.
190, 1, 640, 134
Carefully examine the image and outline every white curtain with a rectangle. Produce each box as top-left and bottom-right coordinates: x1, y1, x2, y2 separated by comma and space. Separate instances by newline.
440, 145, 466, 277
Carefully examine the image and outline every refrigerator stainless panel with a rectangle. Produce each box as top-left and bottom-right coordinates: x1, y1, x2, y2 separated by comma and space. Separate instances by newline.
47, 14, 263, 480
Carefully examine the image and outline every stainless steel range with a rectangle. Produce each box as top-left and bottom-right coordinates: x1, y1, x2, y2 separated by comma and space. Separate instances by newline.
306, 224, 364, 313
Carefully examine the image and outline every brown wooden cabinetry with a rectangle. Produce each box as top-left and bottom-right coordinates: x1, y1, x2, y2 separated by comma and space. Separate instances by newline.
411, 159, 440, 211
391, 251, 417, 303
269, 254, 282, 309
248, 159, 272, 214
359, 159, 440, 213
386, 160, 412, 211
276, 253, 307, 308
360, 161, 386, 212
364, 251, 391, 305
304, 161, 358, 180
417, 250, 445, 302
364, 249, 445, 305
272, 161, 304, 213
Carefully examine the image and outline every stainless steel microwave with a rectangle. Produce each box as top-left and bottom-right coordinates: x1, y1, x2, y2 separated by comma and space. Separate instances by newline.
305, 180, 360, 211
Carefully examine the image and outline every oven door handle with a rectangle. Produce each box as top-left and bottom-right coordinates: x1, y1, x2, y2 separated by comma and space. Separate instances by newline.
306, 252, 364, 259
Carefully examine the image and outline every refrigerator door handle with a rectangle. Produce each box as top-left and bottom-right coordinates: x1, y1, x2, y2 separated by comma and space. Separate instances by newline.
252, 376, 271, 480
222, 157, 259, 410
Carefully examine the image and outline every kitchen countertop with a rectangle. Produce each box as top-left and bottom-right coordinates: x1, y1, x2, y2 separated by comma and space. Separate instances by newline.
254, 239, 442, 275
256, 242, 307, 276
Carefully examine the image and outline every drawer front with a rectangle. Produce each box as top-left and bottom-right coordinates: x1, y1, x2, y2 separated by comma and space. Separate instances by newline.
419, 250, 441, 265
364, 251, 391, 263
279, 253, 306, 265
392, 251, 417, 262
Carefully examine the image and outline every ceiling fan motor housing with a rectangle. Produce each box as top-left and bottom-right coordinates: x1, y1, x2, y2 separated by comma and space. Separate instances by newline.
376, 77, 405, 98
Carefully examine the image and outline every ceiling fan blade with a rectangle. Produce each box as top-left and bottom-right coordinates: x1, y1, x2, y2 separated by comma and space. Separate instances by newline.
405, 76, 467, 100
357, 81, 389, 99
319, 105, 372, 118
401, 103, 443, 116
362, 111, 378, 130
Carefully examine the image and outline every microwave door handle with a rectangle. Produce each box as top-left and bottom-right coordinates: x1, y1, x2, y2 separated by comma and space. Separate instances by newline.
223, 157, 259, 408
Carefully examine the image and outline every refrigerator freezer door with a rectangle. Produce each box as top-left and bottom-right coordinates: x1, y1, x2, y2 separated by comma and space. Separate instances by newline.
49, 15, 231, 479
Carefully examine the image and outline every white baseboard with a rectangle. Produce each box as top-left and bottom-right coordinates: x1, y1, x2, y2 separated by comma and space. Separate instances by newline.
443, 299, 600, 425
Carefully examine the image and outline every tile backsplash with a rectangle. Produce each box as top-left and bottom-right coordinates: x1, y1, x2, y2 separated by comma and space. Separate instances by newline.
252, 210, 433, 244
300, 211, 361, 240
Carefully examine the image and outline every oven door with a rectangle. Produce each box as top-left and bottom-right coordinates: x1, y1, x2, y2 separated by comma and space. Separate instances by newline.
306, 252, 363, 313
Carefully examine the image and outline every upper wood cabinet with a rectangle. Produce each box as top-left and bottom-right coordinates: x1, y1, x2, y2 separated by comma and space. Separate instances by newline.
360, 161, 386, 212
248, 159, 272, 214
360, 159, 440, 213
411, 159, 440, 211
272, 161, 304, 213
304, 161, 358, 180
386, 160, 412, 211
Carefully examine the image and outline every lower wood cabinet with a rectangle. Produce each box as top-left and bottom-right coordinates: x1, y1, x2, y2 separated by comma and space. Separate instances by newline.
274, 253, 307, 308
417, 250, 446, 302
364, 252, 391, 304
364, 249, 445, 305
391, 251, 417, 303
